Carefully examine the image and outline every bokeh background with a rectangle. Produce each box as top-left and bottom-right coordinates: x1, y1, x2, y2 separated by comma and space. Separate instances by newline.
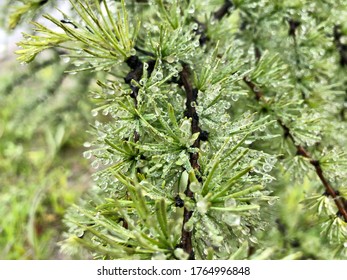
0, 0, 94, 259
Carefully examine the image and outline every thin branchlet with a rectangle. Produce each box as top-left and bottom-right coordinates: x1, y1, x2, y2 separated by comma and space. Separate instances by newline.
241, 20, 347, 221
244, 79, 347, 222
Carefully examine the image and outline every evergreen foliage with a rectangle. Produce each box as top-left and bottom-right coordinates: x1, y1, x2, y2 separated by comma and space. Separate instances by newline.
9, 0, 347, 259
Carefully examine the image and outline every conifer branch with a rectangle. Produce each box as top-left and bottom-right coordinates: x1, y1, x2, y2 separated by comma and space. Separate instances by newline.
178, 63, 202, 260
244, 78, 347, 222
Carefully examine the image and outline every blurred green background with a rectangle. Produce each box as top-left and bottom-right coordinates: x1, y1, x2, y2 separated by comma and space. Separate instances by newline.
0, 2, 96, 257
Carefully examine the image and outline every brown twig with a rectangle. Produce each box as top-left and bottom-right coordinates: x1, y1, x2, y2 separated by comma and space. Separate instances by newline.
178, 64, 202, 259
333, 25, 347, 67
175, 0, 234, 257
213, 0, 233, 20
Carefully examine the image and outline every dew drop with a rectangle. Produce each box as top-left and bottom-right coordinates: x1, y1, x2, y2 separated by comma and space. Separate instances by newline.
249, 236, 258, 244
106, 89, 115, 95
102, 108, 109, 116
231, 94, 239, 101
152, 252, 167, 260
152, 86, 160, 93
75, 229, 84, 238
262, 163, 272, 172
190, 181, 200, 192
91, 109, 98, 117
83, 151, 92, 159
179, 44, 187, 51
184, 219, 194, 232
62, 56, 70, 63
165, 56, 175, 63
174, 248, 189, 260
155, 71, 163, 81
83, 142, 92, 148
197, 199, 209, 214
130, 48, 136, 56
265, 157, 277, 165
193, 40, 200, 47
139, 78, 147, 85
91, 160, 100, 169
223, 101, 231, 109
223, 213, 241, 227
258, 125, 266, 132
224, 198, 236, 207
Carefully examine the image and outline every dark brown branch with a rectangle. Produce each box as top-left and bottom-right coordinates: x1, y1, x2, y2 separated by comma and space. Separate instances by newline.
124, 55, 155, 142
333, 25, 347, 67
175, 0, 235, 258
177, 64, 203, 260
192, 18, 209, 46
341, 92, 347, 121
288, 19, 301, 37
333, 26, 347, 119
244, 80, 347, 222
213, 0, 233, 20
286, 18, 307, 100
181, 64, 201, 153
288, 18, 301, 67
243, 77, 263, 101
